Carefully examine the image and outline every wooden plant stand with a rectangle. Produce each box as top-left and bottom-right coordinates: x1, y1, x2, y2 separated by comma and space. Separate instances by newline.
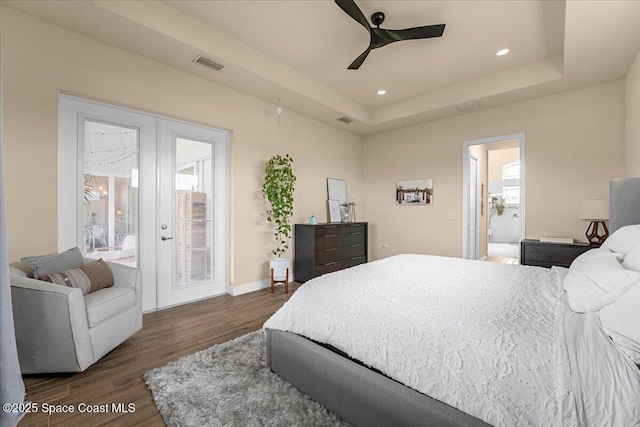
270, 268, 289, 293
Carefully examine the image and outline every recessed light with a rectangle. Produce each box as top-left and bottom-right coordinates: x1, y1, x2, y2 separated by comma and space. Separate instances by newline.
496, 48, 509, 56
377, 90, 386, 95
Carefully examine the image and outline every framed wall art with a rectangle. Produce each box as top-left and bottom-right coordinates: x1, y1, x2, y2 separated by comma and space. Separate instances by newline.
396, 179, 433, 205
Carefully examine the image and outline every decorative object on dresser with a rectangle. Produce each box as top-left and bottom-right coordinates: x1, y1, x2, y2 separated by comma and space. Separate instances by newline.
327, 178, 348, 220
294, 222, 368, 283
579, 199, 609, 244
262, 154, 296, 293
520, 239, 596, 268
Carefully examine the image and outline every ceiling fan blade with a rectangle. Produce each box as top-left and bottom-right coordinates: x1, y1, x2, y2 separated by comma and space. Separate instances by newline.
335, 0, 371, 34
348, 47, 372, 70
383, 24, 445, 42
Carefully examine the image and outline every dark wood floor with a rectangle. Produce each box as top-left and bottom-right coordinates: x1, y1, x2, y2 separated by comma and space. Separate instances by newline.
18, 283, 300, 427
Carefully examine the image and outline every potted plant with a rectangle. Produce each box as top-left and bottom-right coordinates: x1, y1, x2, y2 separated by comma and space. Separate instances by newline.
262, 154, 296, 280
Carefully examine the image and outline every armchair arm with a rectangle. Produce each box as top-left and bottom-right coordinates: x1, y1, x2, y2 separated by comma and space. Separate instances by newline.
9, 273, 94, 373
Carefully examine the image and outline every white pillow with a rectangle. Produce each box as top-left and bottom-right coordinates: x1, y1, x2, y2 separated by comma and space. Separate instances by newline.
622, 244, 640, 272
599, 284, 640, 364
601, 224, 640, 256
569, 248, 623, 271
563, 253, 640, 313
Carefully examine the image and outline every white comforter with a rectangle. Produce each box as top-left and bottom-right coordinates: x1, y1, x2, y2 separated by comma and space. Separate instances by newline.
265, 254, 575, 426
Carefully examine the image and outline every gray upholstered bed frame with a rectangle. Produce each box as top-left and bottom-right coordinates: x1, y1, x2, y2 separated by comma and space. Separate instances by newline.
266, 178, 640, 427
610, 177, 640, 232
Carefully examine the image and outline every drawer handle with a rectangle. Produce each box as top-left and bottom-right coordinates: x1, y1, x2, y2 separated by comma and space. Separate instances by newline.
324, 234, 337, 238
324, 248, 337, 252
352, 256, 363, 260
324, 226, 337, 229
325, 261, 338, 266
350, 232, 361, 235
351, 244, 362, 247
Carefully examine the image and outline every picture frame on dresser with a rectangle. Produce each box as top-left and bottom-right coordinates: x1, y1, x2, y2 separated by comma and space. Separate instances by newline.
328, 199, 341, 223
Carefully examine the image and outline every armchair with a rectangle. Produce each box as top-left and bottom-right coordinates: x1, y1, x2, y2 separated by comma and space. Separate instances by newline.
9, 260, 142, 374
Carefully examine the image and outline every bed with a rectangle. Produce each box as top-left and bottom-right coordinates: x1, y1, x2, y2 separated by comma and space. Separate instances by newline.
264, 178, 640, 427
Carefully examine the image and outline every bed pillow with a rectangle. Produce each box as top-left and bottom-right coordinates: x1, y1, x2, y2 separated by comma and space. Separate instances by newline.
599, 284, 640, 364
622, 244, 640, 272
20, 247, 84, 278
563, 252, 640, 313
569, 247, 623, 271
601, 224, 640, 256
38, 259, 114, 295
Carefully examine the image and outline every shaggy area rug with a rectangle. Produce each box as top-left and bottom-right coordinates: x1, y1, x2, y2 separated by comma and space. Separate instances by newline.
144, 331, 348, 427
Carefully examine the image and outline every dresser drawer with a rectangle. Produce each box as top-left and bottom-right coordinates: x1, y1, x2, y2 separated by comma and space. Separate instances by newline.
315, 225, 344, 236
343, 243, 365, 259
343, 255, 366, 268
315, 234, 344, 250
315, 247, 343, 264
343, 231, 365, 246
315, 261, 344, 277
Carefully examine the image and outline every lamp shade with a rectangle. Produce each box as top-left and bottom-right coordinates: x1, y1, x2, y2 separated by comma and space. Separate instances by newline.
579, 199, 609, 220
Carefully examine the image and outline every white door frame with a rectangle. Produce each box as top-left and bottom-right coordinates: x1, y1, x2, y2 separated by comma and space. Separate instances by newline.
468, 154, 479, 260
461, 132, 526, 259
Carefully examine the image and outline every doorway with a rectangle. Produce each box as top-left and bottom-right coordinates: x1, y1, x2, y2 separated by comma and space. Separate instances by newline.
59, 96, 229, 311
462, 133, 525, 261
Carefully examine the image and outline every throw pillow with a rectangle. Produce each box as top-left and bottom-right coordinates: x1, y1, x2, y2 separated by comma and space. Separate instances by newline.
21, 247, 84, 278
39, 259, 114, 295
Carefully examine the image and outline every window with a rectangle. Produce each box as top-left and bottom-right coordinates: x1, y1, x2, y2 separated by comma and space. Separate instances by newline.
502, 161, 520, 179
503, 186, 520, 205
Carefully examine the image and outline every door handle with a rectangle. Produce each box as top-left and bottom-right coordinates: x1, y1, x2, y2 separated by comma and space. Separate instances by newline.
161, 236, 174, 241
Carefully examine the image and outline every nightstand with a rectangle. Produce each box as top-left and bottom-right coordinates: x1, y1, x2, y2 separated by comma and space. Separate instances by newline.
520, 239, 598, 268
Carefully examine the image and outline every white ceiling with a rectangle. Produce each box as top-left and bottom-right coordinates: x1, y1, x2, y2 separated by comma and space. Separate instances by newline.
3, 1, 640, 135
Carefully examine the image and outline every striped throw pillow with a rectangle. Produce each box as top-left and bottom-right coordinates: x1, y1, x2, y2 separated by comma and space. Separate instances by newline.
39, 259, 114, 295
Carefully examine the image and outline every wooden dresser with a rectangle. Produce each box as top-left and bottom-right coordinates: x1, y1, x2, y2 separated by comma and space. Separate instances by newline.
294, 222, 368, 283
520, 239, 597, 268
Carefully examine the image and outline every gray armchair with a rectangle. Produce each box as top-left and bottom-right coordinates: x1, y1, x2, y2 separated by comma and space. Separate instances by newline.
9, 260, 142, 374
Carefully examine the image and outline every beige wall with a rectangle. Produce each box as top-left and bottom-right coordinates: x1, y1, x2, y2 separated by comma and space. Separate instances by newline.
626, 48, 640, 177
363, 81, 625, 259
488, 148, 520, 181
0, 7, 363, 287
468, 144, 488, 259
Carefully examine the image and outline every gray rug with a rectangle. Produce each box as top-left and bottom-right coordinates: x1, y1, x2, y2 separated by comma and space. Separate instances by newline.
144, 331, 349, 427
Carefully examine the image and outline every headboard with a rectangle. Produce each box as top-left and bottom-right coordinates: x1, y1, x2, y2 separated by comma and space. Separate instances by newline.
609, 178, 640, 232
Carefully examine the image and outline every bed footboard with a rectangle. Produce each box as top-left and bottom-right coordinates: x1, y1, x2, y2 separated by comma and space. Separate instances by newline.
265, 328, 490, 427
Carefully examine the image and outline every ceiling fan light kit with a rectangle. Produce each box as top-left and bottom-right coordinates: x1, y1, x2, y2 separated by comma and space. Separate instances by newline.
335, 0, 446, 70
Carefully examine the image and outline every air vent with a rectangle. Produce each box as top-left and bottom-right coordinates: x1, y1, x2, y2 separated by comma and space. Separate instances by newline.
456, 100, 483, 113
193, 55, 225, 72
337, 116, 353, 124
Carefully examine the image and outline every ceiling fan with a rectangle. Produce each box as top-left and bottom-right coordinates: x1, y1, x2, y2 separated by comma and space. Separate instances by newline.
335, 0, 446, 70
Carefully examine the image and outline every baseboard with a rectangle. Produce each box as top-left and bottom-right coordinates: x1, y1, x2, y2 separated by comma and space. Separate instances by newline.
230, 272, 294, 297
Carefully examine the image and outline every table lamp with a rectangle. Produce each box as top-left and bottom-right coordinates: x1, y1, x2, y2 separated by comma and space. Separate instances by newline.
579, 199, 609, 244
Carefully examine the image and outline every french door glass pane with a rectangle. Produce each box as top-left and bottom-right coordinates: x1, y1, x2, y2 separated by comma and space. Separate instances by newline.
83, 120, 138, 266
175, 137, 213, 285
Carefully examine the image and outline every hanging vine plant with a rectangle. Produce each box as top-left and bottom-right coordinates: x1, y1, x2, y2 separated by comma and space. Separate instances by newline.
262, 154, 296, 257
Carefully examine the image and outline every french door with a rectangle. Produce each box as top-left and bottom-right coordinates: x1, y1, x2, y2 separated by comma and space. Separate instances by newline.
59, 96, 229, 311
157, 119, 228, 307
